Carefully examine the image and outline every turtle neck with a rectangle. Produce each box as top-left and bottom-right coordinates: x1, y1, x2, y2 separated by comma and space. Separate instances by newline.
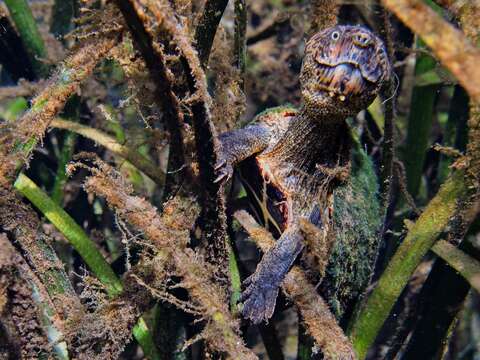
265, 107, 352, 179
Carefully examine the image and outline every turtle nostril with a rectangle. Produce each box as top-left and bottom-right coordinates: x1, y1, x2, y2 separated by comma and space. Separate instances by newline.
354, 33, 371, 47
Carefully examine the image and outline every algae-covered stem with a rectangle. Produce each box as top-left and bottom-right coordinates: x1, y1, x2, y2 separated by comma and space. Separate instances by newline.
0, 35, 118, 186
348, 172, 467, 358
113, 0, 187, 200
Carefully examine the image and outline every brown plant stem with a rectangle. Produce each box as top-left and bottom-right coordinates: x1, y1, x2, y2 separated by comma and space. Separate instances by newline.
234, 210, 355, 360
114, 0, 186, 199
144, 0, 229, 273
234, 0, 247, 92
376, 6, 396, 214
380, 0, 480, 104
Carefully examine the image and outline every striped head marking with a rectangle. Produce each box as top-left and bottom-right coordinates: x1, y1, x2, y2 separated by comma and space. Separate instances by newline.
300, 25, 391, 117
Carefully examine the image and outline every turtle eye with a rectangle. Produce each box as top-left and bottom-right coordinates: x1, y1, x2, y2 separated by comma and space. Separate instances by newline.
331, 31, 340, 41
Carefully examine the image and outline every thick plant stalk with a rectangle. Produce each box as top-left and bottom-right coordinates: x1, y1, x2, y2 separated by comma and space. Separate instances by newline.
0, 188, 82, 319
348, 171, 467, 359
13, 173, 160, 360
51, 118, 165, 186
128, 0, 230, 273
380, 0, 480, 104
4, 0, 49, 76
0, 234, 54, 359
234, 210, 355, 360
0, 35, 118, 187
0, 193, 78, 359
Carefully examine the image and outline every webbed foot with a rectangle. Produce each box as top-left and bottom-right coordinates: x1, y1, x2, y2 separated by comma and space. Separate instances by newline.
241, 273, 280, 324
240, 226, 304, 324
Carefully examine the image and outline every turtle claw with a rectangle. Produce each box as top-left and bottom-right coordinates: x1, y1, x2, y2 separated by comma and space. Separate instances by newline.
213, 171, 229, 184
214, 154, 234, 184
241, 277, 279, 324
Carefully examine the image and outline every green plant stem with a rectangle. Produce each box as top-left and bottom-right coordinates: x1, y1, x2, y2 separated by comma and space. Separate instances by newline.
51, 98, 80, 204
438, 86, 469, 184
4, 0, 49, 77
432, 240, 480, 293
51, 118, 165, 186
228, 242, 241, 313
15, 173, 122, 294
404, 84, 438, 198
403, 51, 438, 199
13, 173, 161, 360
348, 171, 467, 359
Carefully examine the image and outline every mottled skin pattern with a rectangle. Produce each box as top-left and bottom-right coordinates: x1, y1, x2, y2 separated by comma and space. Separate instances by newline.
217, 25, 391, 324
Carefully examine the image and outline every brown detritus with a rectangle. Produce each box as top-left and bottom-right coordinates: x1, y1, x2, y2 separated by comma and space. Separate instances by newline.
434, 0, 480, 39
0, 233, 52, 359
66, 270, 155, 360
79, 157, 256, 360
380, 0, 480, 104
234, 210, 355, 360
309, 0, 339, 34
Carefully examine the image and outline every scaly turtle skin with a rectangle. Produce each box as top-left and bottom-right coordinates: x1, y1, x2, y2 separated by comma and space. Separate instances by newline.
216, 25, 391, 324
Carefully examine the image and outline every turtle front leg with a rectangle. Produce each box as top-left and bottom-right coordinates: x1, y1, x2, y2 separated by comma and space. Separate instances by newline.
215, 124, 272, 183
241, 225, 304, 323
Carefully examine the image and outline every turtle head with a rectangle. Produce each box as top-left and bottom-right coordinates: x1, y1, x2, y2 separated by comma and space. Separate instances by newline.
300, 25, 391, 118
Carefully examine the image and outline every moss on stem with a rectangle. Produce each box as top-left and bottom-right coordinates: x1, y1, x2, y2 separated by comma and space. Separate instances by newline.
348, 171, 467, 359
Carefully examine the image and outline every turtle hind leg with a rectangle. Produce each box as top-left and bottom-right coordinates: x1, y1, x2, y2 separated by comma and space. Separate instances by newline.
241, 227, 304, 324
